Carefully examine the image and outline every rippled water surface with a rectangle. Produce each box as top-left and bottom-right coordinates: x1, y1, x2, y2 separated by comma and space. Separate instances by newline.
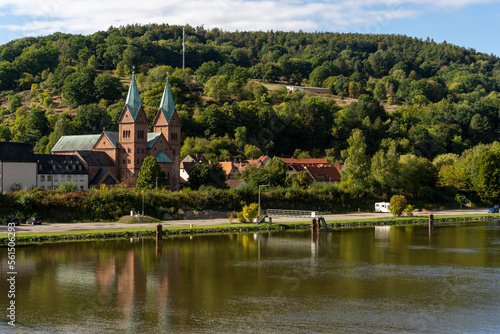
1, 221, 499, 333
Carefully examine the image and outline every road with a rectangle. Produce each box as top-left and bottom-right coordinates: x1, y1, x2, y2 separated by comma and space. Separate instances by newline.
0, 208, 491, 234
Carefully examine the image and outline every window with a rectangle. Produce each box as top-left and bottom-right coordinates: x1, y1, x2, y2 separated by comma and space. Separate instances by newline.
137, 130, 145, 139
72, 165, 76, 170
40, 175, 45, 182
54, 176, 59, 182
78, 165, 82, 170
171, 133, 177, 141
128, 159, 131, 164
52, 165, 56, 170
67, 175, 71, 181
80, 176, 84, 182
136, 159, 139, 165
122, 159, 125, 164
141, 148, 144, 154
73, 176, 78, 181
47, 175, 52, 182
38, 164, 42, 170
173, 150, 176, 156
80, 186, 84, 190
137, 148, 140, 153
128, 148, 131, 153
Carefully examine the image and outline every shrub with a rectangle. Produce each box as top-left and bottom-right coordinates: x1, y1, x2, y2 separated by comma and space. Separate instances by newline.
241, 203, 259, 222
405, 204, 414, 217
389, 195, 407, 217
56, 182, 78, 193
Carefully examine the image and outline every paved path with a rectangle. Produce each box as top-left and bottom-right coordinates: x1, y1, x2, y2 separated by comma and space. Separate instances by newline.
0, 208, 491, 234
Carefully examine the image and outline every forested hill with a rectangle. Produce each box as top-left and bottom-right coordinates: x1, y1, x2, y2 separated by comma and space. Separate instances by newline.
1, 24, 500, 163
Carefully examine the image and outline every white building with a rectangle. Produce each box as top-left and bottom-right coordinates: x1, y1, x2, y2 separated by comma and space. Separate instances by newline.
0, 142, 37, 193
35, 154, 89, 191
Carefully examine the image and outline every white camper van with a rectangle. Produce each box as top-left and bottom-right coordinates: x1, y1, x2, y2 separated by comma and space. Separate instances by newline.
375, 202, 391, 213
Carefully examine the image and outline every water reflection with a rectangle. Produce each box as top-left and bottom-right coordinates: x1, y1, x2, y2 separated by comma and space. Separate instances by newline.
0, 222, 499, 333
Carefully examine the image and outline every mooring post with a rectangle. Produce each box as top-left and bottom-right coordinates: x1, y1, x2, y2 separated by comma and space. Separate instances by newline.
312, 218, 317, 231
156, 223, 162, 240
429, 214, 434, 227
316, 218, 321, 230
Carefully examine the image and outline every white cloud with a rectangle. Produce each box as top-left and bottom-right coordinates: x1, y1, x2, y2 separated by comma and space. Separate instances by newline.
0, 0, 498, 40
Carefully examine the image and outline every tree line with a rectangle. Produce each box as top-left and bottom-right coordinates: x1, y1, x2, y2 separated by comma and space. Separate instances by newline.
1, 24, 500, 206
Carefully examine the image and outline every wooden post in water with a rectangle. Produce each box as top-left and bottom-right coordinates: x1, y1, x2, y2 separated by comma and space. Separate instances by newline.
428, 214, 434, 227
156, 224, 162, 240
312, 218, 317, 231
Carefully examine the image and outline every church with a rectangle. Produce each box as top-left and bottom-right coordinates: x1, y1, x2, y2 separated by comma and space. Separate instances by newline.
51, 74, 181, 191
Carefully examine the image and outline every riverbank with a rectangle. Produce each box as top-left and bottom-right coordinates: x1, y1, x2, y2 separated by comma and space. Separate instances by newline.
1, 212, 498, 245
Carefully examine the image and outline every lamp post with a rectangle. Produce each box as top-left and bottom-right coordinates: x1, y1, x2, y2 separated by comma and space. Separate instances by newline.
142, 190, 144, 216
258, 184, 268, 219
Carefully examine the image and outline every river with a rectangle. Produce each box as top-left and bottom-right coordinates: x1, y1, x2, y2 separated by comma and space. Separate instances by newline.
1, 221, 499, 333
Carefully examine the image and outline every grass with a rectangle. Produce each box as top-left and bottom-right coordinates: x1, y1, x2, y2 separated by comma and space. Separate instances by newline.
1, 213, 498, 245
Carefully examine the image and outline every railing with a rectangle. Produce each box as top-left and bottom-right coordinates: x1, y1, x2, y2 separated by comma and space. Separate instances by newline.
265, 209, 322, 218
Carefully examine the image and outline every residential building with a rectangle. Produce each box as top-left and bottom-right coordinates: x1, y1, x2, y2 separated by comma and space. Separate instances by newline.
304, 165, 342, 183
0, 142, 37, 193
35, 154, 89, 190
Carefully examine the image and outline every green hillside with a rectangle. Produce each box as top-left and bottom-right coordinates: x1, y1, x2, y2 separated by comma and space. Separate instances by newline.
1, 24, 500, 204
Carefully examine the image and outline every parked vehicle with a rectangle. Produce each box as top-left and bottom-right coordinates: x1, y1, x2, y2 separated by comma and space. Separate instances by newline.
488, 205, 499, 213
26, 217, 42, 225
6, 218, 20, 226
375, 202, 391, 213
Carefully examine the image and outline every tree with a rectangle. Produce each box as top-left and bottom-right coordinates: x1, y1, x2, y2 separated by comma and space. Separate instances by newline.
122, 45, 142, 69
0, 61, 17, 91
185, 163, 227, 190
204, 75, 230, 102
399, 154, 438, 195
371, 140, 400, 192
341, 129, 371, 194
389, 195, 407, 217
0, 125, 12, 142
195, 61, 220, 83
136, 156, 168, 190
74, 104, 111, 134
62, 66, 97, 106
241, 164, 269, 186
472, 150, 500, 204
8, 95, 22, 114
264, 157, 288, 187
94, 74, 123, 102
286, 171, 313, 188
244, 144, 262, 159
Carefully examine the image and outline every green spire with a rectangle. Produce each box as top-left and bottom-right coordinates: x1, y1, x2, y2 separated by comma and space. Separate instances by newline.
125, 74, 142, 120
159, 78, 175, 123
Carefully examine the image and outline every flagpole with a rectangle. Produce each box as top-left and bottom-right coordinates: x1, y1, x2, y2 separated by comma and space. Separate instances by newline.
182, 27, 185, 69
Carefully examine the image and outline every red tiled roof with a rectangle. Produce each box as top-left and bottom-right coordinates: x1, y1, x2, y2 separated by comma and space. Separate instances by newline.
280, 158, 328, 165
304, 165, 342, 182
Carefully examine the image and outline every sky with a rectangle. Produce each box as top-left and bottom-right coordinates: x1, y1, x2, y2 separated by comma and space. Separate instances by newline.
1, 0, 500, 56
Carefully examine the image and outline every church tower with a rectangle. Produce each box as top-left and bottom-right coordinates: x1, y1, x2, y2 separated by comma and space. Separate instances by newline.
118, 74, 148, 183
153, 78, 181, 190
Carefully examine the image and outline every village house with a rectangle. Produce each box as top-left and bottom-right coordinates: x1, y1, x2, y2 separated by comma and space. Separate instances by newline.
35, 154, 89, 190
0, 142, 37, 193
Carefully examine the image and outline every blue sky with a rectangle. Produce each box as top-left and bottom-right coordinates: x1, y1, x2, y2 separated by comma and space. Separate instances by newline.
1, 0, 500, 56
